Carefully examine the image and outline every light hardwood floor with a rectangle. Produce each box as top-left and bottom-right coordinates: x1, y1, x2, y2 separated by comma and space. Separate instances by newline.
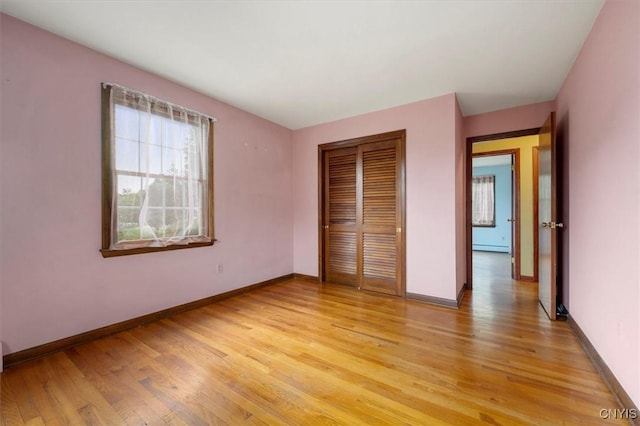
1, 253, 626, 425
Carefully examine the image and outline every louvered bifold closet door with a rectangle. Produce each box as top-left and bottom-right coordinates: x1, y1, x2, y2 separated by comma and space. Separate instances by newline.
360, 139, 402, 295
324, 147, 358, 285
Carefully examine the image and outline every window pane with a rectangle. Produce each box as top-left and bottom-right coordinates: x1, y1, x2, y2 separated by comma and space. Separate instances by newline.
146, 178, 164, 207
138, 112, 162, 145
187, 208, 202, 235
114, 105, 139, 140
116, 175, 143, 242
162, 147, 183, 176
115, 138, 139, 172
164, 208, 184, 237
163, 119, 188, 150
184, 149, 203, 180
166, 179, 185, 208
117, 175, 143, 202
145, 207, 164, 234
117, 207, 141, 240
198, 181, 205, 205
141, 144, 163, 175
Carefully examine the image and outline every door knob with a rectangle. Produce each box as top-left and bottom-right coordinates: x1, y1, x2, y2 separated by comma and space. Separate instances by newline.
507, 218, 515, 223
541, 222, 564, 229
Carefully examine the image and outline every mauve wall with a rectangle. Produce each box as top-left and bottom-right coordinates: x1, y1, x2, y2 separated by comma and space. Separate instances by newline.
555, 0, 639, 406
463, 101, 555, 140
0, 15, 293, 356
292, 94, 463, 300
454, 98, 466, 296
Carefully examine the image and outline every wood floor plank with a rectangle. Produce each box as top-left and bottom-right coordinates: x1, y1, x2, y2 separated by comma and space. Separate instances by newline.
126, 324, 285, 425
2, 360, 69, 425
22, 418, 45, 426
141, 329, 366, 425
0, 252, 628, 425
1, 376, 26, 426
169, 313, 449, 425
64, 346, 171, 425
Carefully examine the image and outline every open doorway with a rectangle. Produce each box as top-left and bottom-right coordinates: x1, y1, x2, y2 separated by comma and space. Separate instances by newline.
466, 130, 541, 294
471, 152, 516, 285
472, 152, 517, 274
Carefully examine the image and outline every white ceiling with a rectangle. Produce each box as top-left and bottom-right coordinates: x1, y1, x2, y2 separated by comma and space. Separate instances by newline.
1, 1, 604, 130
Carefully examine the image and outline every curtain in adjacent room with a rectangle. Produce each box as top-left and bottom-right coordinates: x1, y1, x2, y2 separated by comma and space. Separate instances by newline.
471, 175, 495, 226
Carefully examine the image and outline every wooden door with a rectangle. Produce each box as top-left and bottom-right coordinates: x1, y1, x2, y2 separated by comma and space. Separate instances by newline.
320, 130, 405, 296
324, 147, 358, 286
538, 112, 559, 319
360, 140, 403, 295
509, 155, 516, 279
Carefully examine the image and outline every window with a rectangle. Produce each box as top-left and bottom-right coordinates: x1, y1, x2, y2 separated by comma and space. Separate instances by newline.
471, 175, 495, 227
101, 83, 215, 257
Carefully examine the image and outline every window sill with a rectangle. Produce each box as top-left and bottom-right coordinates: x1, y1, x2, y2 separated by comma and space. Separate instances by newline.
101, 240, 215, 258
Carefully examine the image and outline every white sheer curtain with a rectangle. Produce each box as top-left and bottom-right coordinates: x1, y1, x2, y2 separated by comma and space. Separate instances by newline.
108, 84, 212, 249
472, 175, 495, 226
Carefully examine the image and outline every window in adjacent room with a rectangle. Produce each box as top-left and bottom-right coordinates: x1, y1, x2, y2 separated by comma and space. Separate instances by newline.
101, 83, 215, 257
471, 175, 495, 227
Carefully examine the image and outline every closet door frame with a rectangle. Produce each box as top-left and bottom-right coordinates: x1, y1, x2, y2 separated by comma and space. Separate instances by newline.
317, 129, 406, 296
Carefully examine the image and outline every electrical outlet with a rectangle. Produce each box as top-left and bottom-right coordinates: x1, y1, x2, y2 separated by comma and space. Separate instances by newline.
217, 264, 223, 273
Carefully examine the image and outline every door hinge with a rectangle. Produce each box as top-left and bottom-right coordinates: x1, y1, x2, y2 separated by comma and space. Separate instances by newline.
511, 256, 515, 264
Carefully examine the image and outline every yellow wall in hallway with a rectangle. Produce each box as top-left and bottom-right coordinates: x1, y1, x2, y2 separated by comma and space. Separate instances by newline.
472, 135, 539, 278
